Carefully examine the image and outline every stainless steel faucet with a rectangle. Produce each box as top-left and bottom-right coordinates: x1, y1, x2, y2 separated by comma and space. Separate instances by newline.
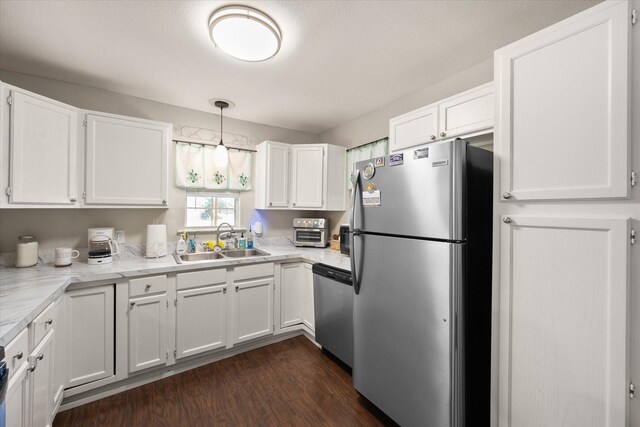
216, 222, 235, 248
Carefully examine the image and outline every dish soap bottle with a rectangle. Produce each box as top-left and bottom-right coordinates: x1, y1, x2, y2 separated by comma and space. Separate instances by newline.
176, 233, 187, 254
247, 227, 254, 249
238, 232, 247, 249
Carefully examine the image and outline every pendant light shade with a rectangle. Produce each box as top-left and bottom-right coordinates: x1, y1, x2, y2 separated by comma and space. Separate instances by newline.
214, 100, 229, 168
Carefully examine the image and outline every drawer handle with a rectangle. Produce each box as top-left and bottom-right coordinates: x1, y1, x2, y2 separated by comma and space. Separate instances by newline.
235, 285, 239, 292
130, 301, 136, 308
223, 287, 227, 294
45, 318, 53, 325
36, 353, 44, 361
28, 364, 36, 372
502, 192, 513, 200
13, 351, 23, 360
145, 284, 151, 291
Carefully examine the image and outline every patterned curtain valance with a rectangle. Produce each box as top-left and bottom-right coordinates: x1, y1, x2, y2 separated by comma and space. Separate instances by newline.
346, 137, 388, 190
175, 142, 253, 191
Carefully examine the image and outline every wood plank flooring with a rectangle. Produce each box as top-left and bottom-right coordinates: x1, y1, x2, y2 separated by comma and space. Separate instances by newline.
54, 336, 398, 426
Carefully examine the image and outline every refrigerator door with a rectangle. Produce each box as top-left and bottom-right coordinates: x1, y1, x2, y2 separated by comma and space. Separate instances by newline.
352, 233, 460, 427
353, 139, 465, 241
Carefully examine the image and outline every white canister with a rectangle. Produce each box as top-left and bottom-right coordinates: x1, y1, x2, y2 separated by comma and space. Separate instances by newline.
16, 235, 38, 267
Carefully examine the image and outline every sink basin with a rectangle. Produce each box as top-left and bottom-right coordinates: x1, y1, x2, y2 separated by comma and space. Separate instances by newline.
174, 252, 225, 263
221, 249, 270, 258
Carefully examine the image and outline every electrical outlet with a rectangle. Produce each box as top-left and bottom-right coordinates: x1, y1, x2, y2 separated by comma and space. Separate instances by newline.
115, 230, 126, 243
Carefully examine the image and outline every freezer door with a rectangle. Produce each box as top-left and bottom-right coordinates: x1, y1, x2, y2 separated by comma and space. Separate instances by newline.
352, 233, 460, 427
353, 139, 465, 241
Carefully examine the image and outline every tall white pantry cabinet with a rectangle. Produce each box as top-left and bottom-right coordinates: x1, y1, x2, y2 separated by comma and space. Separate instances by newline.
492, 1, 638, 427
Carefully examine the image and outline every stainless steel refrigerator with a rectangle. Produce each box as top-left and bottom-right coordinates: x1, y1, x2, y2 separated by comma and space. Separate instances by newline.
350, 138, 492, 427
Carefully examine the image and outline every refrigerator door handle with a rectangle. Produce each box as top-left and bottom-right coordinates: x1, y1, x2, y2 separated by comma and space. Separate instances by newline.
350, 169, 361, 294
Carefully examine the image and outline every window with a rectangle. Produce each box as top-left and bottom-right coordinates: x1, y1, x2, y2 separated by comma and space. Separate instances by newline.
185, 190, 240, 228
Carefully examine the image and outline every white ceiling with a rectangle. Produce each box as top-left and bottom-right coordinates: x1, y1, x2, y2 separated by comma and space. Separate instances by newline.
0, 0, 599, 134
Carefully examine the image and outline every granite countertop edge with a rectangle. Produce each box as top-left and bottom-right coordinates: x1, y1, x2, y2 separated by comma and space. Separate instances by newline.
0, 246, 350, 347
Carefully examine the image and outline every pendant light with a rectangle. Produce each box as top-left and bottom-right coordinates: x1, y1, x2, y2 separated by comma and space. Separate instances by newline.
214, 100, 229, 168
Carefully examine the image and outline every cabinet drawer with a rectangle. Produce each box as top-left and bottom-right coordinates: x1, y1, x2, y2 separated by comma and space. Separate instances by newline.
177, 268, 227, 291
5, 328, 28, 379
130, 275, 167, 297
30, 302, 56, 348
233, 262, 274, 282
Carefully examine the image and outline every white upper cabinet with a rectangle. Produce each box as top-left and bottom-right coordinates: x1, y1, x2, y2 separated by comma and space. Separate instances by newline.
389, 105, 438, 152
389, 82, 494, 152
495, 0, 630, 201
8, 89, 78, 205
290, 145, 324, 209
255, 141, 346, 211
84, 112, 169, 206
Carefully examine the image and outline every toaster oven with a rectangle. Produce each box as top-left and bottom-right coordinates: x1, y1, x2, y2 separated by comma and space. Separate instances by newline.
293, 218, 329, 248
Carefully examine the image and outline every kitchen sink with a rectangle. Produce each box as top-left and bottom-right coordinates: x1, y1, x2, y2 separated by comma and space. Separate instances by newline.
174, 248, 270, 263
221, 249, 270, 258
174, 252, 225, 263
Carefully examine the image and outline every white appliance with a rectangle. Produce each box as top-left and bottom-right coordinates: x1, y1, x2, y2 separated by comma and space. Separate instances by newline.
87, 227, 120, 265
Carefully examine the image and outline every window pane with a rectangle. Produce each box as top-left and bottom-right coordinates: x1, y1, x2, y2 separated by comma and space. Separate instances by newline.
186, 196, 197, 208
195, 197, 211, 208
216, 209, 235, 225
186, 208, 211, 227
216, 197, 235, 209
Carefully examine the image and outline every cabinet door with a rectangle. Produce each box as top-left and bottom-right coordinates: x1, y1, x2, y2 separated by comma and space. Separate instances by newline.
30, 331, 54, 427
233, 278, 274, 344
6, 362, 29, 427
280, 263, 303, 328
290, 145, 324, 208
389, 104, 438, 152
65, 285, 114, 388
301, 263, 315, 332
129, 293, 167, 373
438, 83, 493, 139
495, 1, 629, 201
176, 284, 227, 359
265, 142, 289, 208
85, 113, 169, 206
49, 301, 64, 417
9, 90, 78, 205
498, 216, 629, 427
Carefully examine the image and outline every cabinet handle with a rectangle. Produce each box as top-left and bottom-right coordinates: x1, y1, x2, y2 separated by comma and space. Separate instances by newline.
430, 135, 436, 141
130, 301, 136, 307
70, 198, 77, 203
502, 192, 513, 199
439, 132, 446, 138
223, 287, 227, 294
503, 217, 512, 224
292, 203, 296, 206
145, 284, 151, 291
45, 318, 53, 325
28, 364, 36, 372
235, 285, 239, 292
13, 351, 23, 360
162, 200, 167, 205
269, 202, 273, 206
36, 353, 44, 361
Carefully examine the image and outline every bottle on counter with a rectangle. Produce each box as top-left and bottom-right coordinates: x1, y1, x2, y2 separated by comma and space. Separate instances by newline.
247, 227, 254, 249
16, 234, 38, 268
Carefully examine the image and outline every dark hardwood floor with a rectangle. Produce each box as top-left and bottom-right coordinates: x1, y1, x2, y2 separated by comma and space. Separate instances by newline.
54, 336, 398, 426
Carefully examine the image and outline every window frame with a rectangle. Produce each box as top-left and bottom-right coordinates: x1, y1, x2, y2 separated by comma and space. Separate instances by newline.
184, 189, 241, 230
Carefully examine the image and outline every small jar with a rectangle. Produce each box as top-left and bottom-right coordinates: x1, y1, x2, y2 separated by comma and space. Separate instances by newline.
16, 235, 38, 268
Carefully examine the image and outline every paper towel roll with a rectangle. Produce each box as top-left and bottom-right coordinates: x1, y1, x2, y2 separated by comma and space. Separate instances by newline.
254, 221, 263, 236
146, 224, 167, 258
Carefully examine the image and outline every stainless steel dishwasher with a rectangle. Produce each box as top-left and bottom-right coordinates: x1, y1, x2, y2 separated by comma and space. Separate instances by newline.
312, 263, 353, 367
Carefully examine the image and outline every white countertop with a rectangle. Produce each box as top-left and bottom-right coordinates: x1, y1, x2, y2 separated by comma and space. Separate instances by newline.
0, 244, 351, 347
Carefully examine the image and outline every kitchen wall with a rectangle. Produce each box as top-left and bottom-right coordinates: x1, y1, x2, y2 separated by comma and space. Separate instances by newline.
319, 58, 494, 234
0, 70, 320, 252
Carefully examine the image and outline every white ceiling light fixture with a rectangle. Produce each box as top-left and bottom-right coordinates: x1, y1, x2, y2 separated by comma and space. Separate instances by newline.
208, 5, 282, 62
214, 100, 229, 168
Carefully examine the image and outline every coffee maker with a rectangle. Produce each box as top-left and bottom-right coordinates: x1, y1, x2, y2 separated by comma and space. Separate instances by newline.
87, 228, 120, 265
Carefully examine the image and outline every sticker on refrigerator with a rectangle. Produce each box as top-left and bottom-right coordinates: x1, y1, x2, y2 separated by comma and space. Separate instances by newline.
362, 190, 381, 207
432, 159, 449, 167
413, 147, 429, 159
374, 157, 385, 167
389, 153, 403, 166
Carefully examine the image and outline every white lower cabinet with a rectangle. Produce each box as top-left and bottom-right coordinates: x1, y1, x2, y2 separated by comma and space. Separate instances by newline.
128, 293, 168, 373
6, 356, 29, 427
498, 216, 629, 426
175, 269, 228, 359
65, 285, 115, 388
232, 263, 274, 344
30, 331, 54, 427
279, 262, 315, 333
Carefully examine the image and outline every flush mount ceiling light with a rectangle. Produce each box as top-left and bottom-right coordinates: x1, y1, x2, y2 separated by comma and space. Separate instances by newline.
208, 5, 281, 62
